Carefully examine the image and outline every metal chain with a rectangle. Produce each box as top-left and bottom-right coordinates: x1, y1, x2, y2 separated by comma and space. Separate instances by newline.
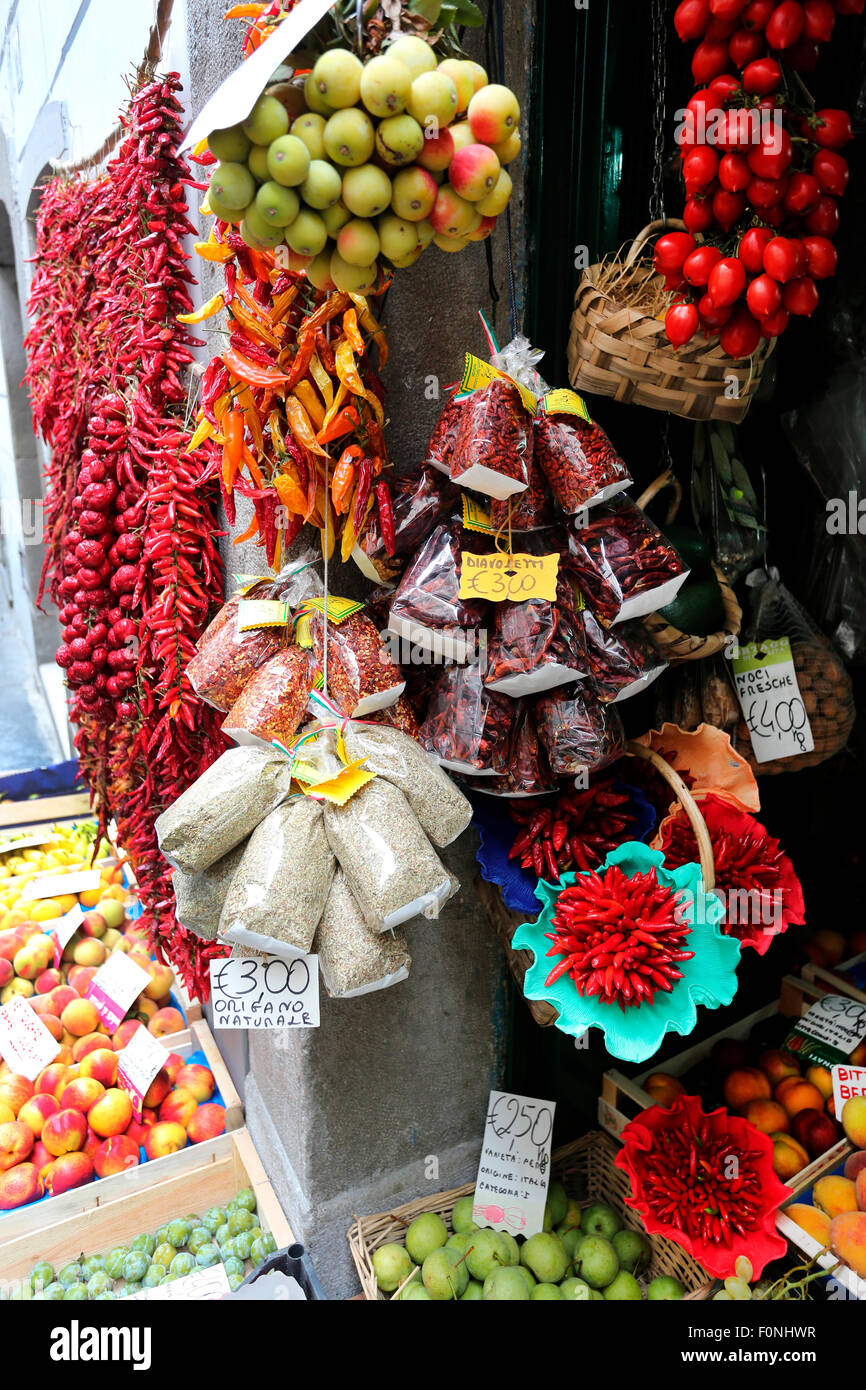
649, 0, 668, 223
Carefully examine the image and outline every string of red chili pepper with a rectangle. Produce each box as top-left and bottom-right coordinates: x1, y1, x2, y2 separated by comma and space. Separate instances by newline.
637, 1118, 765, 1249
544, 864, 694, 1011
508, 776, 638, 881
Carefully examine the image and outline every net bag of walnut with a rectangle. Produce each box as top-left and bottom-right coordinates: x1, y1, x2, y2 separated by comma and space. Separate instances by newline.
313, 870, 411, 998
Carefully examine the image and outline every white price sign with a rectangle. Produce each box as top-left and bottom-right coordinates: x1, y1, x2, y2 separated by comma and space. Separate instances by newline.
20, 869, 101, 902
796, 995, 866, 1057
210, 954, 319, 1030
126, 1264, 231, 1300
0, 996, 61, 1080
86, 952, 151, 1031
473, 1090, 555, 1239
732, 638, 814, 764
833, 1064, 866, 1118
117, 1025, 168, 1117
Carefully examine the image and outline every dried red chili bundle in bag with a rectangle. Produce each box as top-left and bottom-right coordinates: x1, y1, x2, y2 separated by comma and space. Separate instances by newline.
186, 616, 288, 712
535, 411, 631, 512
489, 456, 555, 533
476, 701, 556, 797
388, 522, 489, 662
222, 645, 316, 748
449, 378, 533, 500
582, 608, 668, 703
353, 464, 455, 580
484, 579, 589, 696
308, 608, 404, 716
424, 395, 465, 475
564, 497, 689, 626
421, 663, 514, 775
534, 683, 626, 778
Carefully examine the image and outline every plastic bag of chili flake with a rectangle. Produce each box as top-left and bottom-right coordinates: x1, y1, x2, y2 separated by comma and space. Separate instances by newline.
222, 644, 317, 749
420, 662, 514, 776
533, 682, 626, 781
307, 604, 404, 717
353, 463, 457, 582
534, 404, 632, 513
424, 393, 465, 475
471, 700, 557, 798
582, 607, 668, 704
484, 578, 589, 697
449, 377, 533, 500
387, 520, 489, 663
564, 495, 690, 626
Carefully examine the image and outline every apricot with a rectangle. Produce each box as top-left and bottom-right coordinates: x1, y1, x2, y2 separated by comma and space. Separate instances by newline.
785, 1203, 831, 1246
723, 1067, 771, 1111
830, 1210, 866, 1278
758, 1049, 800, 1088
841, 1095, 866, 1149
772, 1132, 810, 1182
779, 1081, 825, 1119
743, 1099, 789, 1135
813, 1175, 859, 1219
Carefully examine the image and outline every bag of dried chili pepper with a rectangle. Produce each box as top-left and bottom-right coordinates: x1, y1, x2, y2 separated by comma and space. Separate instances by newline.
449, 378, 533, 500
534, 408, 631, 513
489, 455, 555, 533
186, 610, 289, 712
472, 700, 556, 797
369, 693, 422, 741
353, 463, 456, 581
424, 394, 465, 475
420, 662, 515, 776
387, 521, 489, 662
533, 682, 626, 780
307, 606, 404, 717
582, 607, 668, 703
484, 578, 589, 697
564, 496, 690, 626
222, 644, 316, 749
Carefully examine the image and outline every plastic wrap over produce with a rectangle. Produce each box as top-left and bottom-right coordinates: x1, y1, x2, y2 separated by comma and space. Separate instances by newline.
564, 496, 689, 625
171, 839, 249, 942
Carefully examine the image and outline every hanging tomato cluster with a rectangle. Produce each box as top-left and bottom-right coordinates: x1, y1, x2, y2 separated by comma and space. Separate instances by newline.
25, 74, 229, 999
662, 0, 861, 352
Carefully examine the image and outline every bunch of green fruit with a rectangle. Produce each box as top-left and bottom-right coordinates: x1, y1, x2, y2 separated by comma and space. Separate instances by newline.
3, 1188, 278, 1300
205, 34, 520, 292
371, 1183, 688, 1301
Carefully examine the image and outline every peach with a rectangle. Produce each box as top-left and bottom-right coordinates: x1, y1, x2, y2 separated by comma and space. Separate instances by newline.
841, 1096, 866, 1149
856, 1168, 866, 1212
133, 997, 157, 1022
148, 1007, 185, 1038
143, 962, 174, 1002
805, 1064, 834, 1101
0, 1074, 34, 1116
40, 1014, 63, 1042
60, 1077, 105, 1115
34, 1063, 69, 1101
79, 910, 107, 939
790, 1109, 841, 1159
724, 1067, 771, 1111
88, 1087, 133, 1139
72, 1032, 110, 1063
60, 998, 100, 1037
78, 1048, 118, 1087
175, 1064, 215, 1104
781, 1081, 827, 1120
47, 984, 78, 1016
0, 1119, 35, 1169
42, 1107, 88, 1156
2, 977, 33, 1001
159, 1087, 198, 1128
0, 1162, 42, 1209
34, 968, 62, 995
66, 965, 97, 996
93, 1134, 139, 1178
830, 1211, 866, 1278
31, 1139, 53, 1179
0, 931, 23, 963
758, 1049, 800, 1088
786, 1203, 831, 1246
643, 1072, 685, 1108
814, 1175, 859, 1219
743, 1099, 789, 1136
13, 938, 53, 979
844, 1151, 866, 1183
112, 1020, 142, 1049
772, 1132, 810, 1182
44, 1151, 93, 1196
162, 1053, 184, 1085
72, 938, 105, 968
187, 1104, 225, 1144
0, 1102, 13, 1125
142, 1069, 171, 1109
17, 1094, 60, 1136
0, 958, 12, 988
82, 1126, 102, 1161
144, 1121, 187, 1160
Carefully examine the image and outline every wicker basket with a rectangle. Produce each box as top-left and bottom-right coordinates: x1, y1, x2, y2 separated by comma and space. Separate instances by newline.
568, 220, 774, 423
637, 469, 743, 662
475, 744, 716, 1029
347, 1130, 713, 1300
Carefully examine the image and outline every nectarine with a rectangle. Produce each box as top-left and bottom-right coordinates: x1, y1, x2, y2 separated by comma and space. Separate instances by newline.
60, 998, 100, 1037
93, 1134, 139, 1178
41, 1107, 88, 1156
88, 1088, 133, 1139
772, 1132, 810, 1182
0, 1162, 42, 1209
159, 1087, 198, 1128
175, 1064, 215, 1104
0, 1119, 34, 1169
144, 1121, 187, 1160
743, 1099, 789, 1136
723, 1067, 771, 1111
187, 1104, 225, 1144
44, 1151, 93, 1196
17, 1094, 60, 1137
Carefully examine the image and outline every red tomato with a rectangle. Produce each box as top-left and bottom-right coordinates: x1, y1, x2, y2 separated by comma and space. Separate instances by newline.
710, 0, 748, 17
728, 27, 766, 63
746, 272, 783, 318
801, 235, 837, 279
783, 171, 821, 214
813, 109, 854, 150
804, 195, 840, 236
812, 150, 849, 196
742, 57, 782, 93
683, 195, 716, 233
684, 245, 724, 286
692, 38, 733, 81
742, 0, 776, 26
737, 226, 774, 271
761, 307, 790, 336
653, 231, 698, 275
707, 16, 738, 36
834, 0, 864, 14
698, 292, 734, 329
763, 235, 805, 282
683, 146, 720, 191
708, 256, 747, 307
747, 128, 793, 179
783, 275, 819, 316
666, 302, 701, 348
766, 0, 806, 47
721, 305, 762, 356
675, 0, 711, 38
708, 74, 744, 102
713, 187, 747, 229
803, 0, 835, 40
714, 107, 753, 151
747, 175, 787, 208
760, 203, 785, 227
719, 152, 752, 190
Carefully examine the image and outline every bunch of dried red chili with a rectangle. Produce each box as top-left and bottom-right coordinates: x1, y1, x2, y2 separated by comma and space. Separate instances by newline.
508, 777, 640, 880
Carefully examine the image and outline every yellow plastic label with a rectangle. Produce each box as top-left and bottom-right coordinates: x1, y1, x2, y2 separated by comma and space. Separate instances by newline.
237, 599, 290, 631
461, 495, 494, 534
460, 353, 538, 415
232, 573, 269, 594
294, 613, 312, 649
539, 389, 591, 421
459, 551, 560, 603
296, 759, 375, 806
301, 595, 364, 623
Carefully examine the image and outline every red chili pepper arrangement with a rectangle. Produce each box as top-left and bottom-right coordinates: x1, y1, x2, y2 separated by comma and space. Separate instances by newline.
661, 0, 863, 352
616, 1093, 791, 1278
26, 74, 228, 998
508, 777, 642, 880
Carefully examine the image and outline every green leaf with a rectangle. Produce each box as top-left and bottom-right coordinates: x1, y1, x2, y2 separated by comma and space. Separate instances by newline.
409, 0, 443, 22
441, 0, 483, 26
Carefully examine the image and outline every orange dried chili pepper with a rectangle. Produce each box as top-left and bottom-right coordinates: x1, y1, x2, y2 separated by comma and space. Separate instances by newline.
293, 380, 325, 430
342, 307, 365, 356
195, 239, 234, 263
317, 403, 360, 445
223, 345, 292, 388
240, 442, 265, 489
274, 473, 307, 515
331, 445, 362, 514
284, 394, 329, 458
222, 410, 244, 488
335, 338, 384, 426
348, 292, 388, 367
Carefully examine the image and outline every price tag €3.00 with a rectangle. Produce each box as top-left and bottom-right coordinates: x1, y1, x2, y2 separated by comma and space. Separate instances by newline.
459, 551, 559, 604
731, 638, 815, 764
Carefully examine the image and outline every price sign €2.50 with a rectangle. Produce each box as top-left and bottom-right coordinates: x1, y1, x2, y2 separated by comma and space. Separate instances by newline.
473, 1090, 556, 1239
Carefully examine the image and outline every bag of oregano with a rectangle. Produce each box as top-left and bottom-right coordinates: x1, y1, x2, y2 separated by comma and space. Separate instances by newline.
342, 723, 472, 847
155, 747, 293, 874
314, 869, 411, 998
171, 839, 249, 941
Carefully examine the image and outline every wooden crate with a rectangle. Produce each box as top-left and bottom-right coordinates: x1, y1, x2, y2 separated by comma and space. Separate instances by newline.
172, 975, 203, 1024
776, 1146, 865, 1302
0, 1018, 242, 1246
598, 975, 849, 1191
0, 1127, 293, 1284
802, 952, 866, 1006
0, 795, 93, 832
347, 1130, 713, 1301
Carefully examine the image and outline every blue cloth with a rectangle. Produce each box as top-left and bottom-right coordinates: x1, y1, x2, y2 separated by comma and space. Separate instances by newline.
0, 759, 83, 802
